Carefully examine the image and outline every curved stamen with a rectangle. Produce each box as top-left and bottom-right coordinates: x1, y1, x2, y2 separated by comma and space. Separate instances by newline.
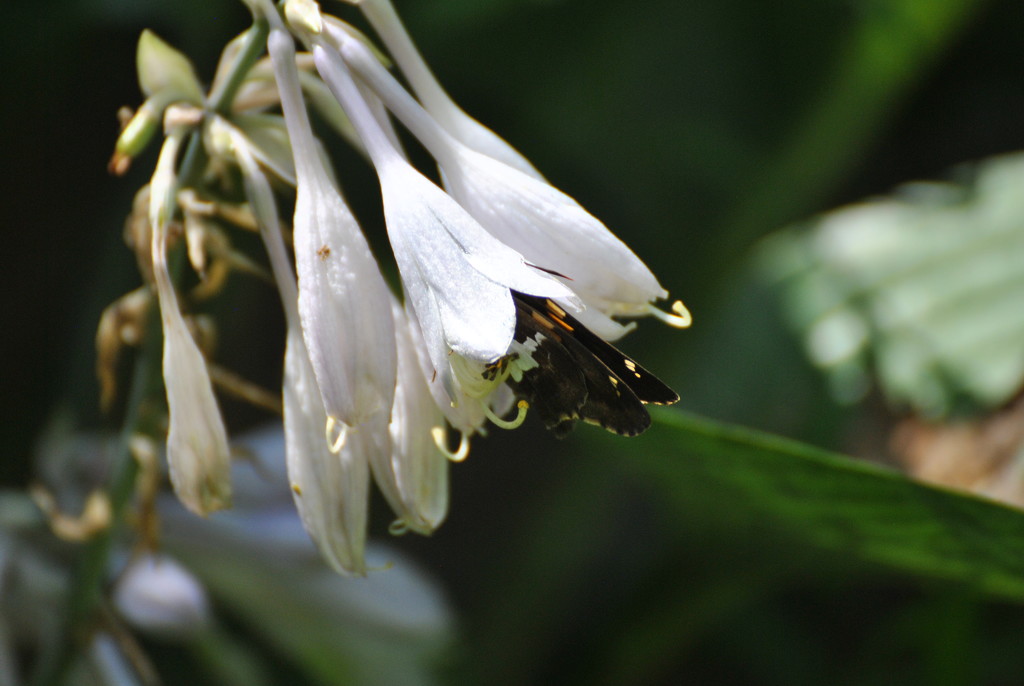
325, 416, 349, 454
389, 517, 436, 537
648, 299, 692, 328
483, 399, 529, 430
431, 426, 471, 462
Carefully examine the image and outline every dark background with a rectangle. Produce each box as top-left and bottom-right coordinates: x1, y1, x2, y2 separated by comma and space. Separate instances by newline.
5, 0, 1024, 684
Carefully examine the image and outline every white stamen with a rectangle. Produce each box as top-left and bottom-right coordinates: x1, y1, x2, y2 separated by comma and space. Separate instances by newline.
326, 416, 349, 454
648, 300, 693, 328
430, 427, 470, 462
483, 400, 529, 430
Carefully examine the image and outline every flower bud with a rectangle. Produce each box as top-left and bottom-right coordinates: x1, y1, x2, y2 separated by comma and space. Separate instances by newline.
110, 100, 160, 175
149, 130, 233, 516
136, 30, 204, 104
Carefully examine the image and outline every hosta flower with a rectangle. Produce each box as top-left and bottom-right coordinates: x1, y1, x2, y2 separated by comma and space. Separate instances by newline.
329, 27, 690, 340
215, 113, 370, 574
402, 302, 515, 437
307, 32, 578, 408
441, 149, 665, 332
149, 125, 232, 516
106, 0, 687, 586
283, 325, 371, 574
377, 300, 451, 535
268, 26, 396, 440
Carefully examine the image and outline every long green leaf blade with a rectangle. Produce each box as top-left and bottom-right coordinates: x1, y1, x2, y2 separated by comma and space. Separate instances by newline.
643, 408, 1024, 599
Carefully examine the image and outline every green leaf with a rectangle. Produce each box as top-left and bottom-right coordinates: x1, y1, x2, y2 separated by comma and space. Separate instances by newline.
643, 408, 1024, 599
464, 410, 1024, 685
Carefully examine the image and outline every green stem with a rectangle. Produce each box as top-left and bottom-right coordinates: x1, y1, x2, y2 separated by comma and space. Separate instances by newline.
179, 17, 270, 191
208, 18, 270, 115
31, 17, 272, 686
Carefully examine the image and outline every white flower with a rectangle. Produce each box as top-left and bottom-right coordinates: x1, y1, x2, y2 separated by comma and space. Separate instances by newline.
219, 112, 371, 574
149, 128, 232, 516
374, 300, 450, 535
309, 37, 577, 404
441, 150, 666, 322
375, 156, 573, 388
401, 302, 514, 436
330, 28, 689, 340
268, 27, 396, 434
282, 329, 371, 575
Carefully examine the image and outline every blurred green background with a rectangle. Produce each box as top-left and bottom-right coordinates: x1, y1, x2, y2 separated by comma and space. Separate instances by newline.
5, 0, 1024, 684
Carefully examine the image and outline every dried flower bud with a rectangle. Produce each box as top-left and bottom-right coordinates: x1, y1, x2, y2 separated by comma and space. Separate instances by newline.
96, 287, 153, 412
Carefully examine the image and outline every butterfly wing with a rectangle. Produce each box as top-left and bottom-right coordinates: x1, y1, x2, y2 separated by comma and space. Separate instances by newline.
515, 294, 679, 405
507, 292, 677, 437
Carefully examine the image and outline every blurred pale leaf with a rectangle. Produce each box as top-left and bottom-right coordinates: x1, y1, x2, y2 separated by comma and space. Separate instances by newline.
762, 152, 1024, 418
163, 508, 453, 686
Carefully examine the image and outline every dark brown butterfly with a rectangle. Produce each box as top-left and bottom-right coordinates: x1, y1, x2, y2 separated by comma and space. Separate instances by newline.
504, 291, 678, 437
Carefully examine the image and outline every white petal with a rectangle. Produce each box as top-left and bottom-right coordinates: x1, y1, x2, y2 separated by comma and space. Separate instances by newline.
380, 160, 576, 363
150, 176, 232, 515
312, 39, 562, 305
357, 411, 402, 526
443, 148, 667, 316
403, 299, 490, 435
556, 297, 636, 342
270, 28, 396, 428
283, 328, 369, 576
401, 280, 459, 402
228, 112, 371, 576
382, 303, 449, 533
382, 168, 515, 365
158, 315, 232, 516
